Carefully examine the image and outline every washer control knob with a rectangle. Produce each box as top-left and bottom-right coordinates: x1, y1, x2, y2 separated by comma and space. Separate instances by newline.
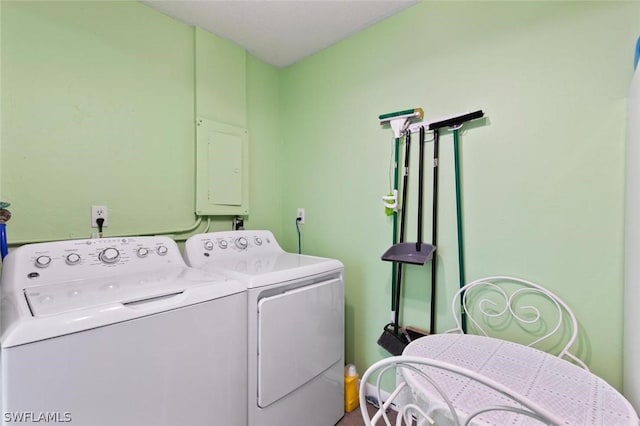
254, 237, 263, 246
235, 237, 248, 250
157, 245, 168, 256
137, 248, 149, 258
66, 253, 81, 265
204, 241, 214, 251
35, 255, 52, 268
218, 240, 228, 249
100, 248, 120, 264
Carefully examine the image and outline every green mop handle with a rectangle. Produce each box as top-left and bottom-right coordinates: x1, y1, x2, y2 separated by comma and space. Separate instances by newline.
453, 128, 467, 333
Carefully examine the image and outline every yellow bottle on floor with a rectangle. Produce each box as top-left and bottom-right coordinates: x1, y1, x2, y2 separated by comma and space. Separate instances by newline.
344, 364, 359, 413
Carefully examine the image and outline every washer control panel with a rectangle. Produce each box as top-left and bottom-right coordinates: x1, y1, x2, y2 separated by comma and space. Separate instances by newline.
184, 230, 284, 268
8, 236, 184, 289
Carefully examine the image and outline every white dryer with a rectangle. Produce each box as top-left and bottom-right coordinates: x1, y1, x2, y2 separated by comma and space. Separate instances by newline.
184, 230, 344, 426
0, 236, 247, 426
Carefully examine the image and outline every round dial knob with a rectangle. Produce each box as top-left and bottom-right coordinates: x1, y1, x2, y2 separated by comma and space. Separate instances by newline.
66, 253, 81, 265
35, 255, 52, 268
254, 237, 263, 246
156, 245, 168, 256
99, 248, 120, 264
235, 237, 248, 250
137, 248, 149, 258
204, 241, 214, 251
218, 240, 228, 249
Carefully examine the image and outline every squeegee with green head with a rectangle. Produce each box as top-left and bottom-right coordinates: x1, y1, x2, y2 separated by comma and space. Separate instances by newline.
379, 108, 424, 138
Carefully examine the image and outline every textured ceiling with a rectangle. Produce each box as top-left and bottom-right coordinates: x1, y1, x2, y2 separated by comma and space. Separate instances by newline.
141, 1, 418, 68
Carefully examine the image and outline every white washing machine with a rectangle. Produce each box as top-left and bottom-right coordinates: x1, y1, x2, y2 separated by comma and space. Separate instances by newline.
0, 236, 247, 426
184, 230, 344, 426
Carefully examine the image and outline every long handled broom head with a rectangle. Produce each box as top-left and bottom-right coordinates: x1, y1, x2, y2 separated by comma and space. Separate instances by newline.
379, 108, 424, 138
428, 110, 484, 131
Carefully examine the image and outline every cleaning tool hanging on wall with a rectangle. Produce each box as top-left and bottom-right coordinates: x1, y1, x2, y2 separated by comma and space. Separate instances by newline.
380, 108, 424, 216
377, 108, 423, 355
635, 36, 639, 70
379, 129, 413, 354
429, 126, 440, 335
428, 110, 484, 332
0, 201, 12, 260
382, 125, 436, 266
381, 125, 437, 341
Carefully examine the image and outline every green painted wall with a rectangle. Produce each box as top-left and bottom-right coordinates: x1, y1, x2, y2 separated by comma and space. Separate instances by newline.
246, 55, 283, 235
195, 26, 247, 128
280, 1, 639, 389
1, 0, 637, 394
0, 1, 282, 242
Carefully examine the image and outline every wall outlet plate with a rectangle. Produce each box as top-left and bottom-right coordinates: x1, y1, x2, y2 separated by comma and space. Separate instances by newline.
91, 205, 108, 228
297, 208, 305, 224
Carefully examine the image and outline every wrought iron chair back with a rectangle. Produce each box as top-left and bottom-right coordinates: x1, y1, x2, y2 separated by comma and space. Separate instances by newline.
448, 275, 587, 370
359, 356, 563, 426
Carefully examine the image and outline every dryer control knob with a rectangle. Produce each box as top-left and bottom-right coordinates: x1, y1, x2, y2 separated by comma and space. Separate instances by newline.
156, 245, 168, 256
137, 248, 149, 258
35, 255, 52, 268
235, 237, 248, 250
99, 248, 120, 264
204, 241, 214, 251
254, 237, 263, 246
218, 240, 228, 249
66, 253, 81, 265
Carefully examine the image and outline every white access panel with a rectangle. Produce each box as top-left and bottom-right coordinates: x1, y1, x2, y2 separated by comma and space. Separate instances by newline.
257, 278, 343, 408
195, 117, 249, 216
1, 294, 248, 426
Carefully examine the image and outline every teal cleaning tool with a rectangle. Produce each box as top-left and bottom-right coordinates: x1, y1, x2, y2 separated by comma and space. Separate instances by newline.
379, 108, 424, 220
379, 108, 424, 138
380, 108, 424, 217
0, 201, 11, 260
377, 108, 423, 355
430, 110, 484, 333
405, 111, 484, 334
635, 36, 639, 70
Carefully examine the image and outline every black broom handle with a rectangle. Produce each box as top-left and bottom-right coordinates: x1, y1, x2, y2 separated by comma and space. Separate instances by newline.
416, 127, 425, 250
430, 129, 440, 335
393, 131, 411, 333
398, 131, 411, 246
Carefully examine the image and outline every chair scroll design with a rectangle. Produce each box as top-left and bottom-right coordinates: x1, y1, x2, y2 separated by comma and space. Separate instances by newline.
359, 356, 564, 426
448, 275, 587, 370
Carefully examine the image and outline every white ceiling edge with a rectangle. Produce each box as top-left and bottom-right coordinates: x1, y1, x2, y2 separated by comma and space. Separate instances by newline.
140, 0, 418, 68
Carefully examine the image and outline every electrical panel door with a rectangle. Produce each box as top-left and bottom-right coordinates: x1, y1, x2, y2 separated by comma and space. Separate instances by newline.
195, 117, 249, 216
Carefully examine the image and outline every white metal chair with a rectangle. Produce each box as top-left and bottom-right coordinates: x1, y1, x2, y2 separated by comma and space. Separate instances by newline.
447, 275, 588, 370
359, 356, 563, 426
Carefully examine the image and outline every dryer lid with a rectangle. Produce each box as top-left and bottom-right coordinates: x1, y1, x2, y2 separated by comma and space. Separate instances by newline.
201, 253, 343, 288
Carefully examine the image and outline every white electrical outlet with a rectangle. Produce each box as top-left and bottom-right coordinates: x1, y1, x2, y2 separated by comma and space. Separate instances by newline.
297, 208, 305, 224
91, 205, 108, 228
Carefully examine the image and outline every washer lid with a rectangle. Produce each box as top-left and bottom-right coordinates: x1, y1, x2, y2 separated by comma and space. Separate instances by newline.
202, 253, 343, 288
2, 267, 246, 347
24, 267, 230, 317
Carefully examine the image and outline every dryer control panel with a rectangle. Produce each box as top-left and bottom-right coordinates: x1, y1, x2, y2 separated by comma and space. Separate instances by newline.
4, 236, 185, 289
184, 230, 284, 267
